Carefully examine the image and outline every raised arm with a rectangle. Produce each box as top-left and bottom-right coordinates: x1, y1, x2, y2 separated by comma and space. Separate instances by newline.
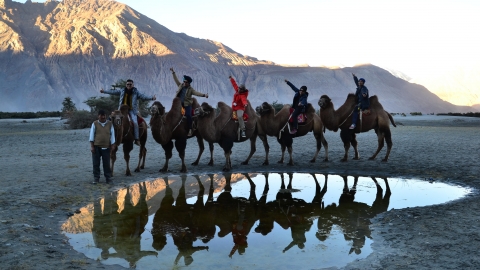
100, 88, 121, 96
170, 67, 181, 87
284, 79, 299, 93
229, 76, 239, 92
352, 73, 359, 87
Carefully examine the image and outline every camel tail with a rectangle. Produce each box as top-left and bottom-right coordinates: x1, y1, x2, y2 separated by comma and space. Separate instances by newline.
386, 111, 396, 127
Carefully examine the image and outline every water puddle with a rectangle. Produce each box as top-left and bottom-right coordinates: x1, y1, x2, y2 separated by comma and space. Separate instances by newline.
62, 173, 471, 269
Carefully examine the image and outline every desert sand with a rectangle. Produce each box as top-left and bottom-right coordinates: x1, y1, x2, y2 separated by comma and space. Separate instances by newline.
0, 114, 479, 269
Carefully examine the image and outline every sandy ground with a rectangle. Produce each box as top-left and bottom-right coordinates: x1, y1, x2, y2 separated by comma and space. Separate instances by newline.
0, 114, 480, 270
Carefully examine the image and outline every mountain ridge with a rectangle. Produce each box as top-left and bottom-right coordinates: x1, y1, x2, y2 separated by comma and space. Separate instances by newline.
0, 0, 477, 113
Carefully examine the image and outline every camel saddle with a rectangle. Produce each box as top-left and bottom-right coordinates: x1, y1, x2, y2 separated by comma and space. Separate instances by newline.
232, 111, 249, 122
288, 108, 307, 124
181, 107, 195, 117
128, 115, 145, 126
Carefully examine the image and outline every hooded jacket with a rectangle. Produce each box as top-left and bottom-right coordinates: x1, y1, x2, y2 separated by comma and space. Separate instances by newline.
353, 75, 370, 110
230, 77, 249, 111
172, 72, 206, 107
286, 81, 308, 111
102, 87, 154, 116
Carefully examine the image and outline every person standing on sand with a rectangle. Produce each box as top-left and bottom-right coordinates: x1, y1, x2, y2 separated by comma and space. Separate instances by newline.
229, 75, 249, 138
89, 110, 116, 184
170, 67, 209, 136
100, 79, 156, 146
349, 73, 370, 129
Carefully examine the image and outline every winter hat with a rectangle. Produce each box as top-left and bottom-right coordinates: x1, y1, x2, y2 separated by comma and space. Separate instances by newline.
300, 86, 307, 91
359, 78, 365, 83
183, 75, 193, 83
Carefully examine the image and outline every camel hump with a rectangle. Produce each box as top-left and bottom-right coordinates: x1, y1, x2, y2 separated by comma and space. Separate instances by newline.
369, 95, 384, 109
306, 103, 316, 114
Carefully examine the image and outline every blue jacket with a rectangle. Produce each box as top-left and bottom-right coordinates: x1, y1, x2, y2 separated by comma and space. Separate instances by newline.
286, 81, 308, 110
353, 76, 370, 110
102, 87, 154, 115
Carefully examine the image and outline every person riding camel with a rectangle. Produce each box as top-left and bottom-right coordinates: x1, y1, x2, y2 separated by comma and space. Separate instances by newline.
229, 75, 249, 138
285, 79, 308, 134
170, 68, 209, 137
100, 79, 156, 146
350, 73, 370, 129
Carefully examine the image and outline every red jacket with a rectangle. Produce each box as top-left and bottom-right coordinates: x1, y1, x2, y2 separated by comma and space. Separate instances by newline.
230, 78, 249, 111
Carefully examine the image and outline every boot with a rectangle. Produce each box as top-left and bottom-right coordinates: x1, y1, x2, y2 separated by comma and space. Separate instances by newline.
188, 129, 194, 136
240, 129, 246, 138
134, 140, 140, 146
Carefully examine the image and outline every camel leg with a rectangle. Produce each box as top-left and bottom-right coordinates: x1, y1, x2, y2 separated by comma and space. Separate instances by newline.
319, 133, 329, 162
223, 149, 232, 171
259, 135, 270, 166
160, 141, 174, 172
287, 146, 294, 166
134, 143, 146, 173
192, 134, 205, 166
351, 134, 360, 160
369, 131, 385, 160
110, 146, 118, 176
278, 144, 286, 164
175, 138, 187, 173
241, 136, 257, 165
340, 130, 351, 162
207, 142, 214, 166
287, 173, 293, 189
310, 134, 321, 163
123, 142, 133, 176
381, 129, 393, 162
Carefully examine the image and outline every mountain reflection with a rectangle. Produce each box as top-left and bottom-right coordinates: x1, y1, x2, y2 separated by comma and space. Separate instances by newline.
87, 173, 392, 266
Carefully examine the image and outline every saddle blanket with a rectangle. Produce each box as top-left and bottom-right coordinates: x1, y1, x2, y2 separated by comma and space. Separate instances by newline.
130, 115, 145, 126
181, 107, 195, 116
232, 111, 249, 121
288, 108, 307, 124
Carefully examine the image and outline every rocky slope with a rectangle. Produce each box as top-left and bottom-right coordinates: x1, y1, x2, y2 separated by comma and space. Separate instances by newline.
0, 0, 476, 113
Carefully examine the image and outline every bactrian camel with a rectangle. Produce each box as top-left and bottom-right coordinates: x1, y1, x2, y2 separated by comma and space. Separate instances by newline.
256, 102, 328, 165
318, 94, 396, 162
194, 101, 258, 171
149, 98, 208, 173
110, 104, 147, 176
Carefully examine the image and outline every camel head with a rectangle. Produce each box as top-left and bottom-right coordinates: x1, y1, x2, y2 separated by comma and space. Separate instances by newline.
111, 110, 123, 126
194, 102, 214, 117
150, 101, 165, 117
256, 102, 274, 115
318, 95, 332, 109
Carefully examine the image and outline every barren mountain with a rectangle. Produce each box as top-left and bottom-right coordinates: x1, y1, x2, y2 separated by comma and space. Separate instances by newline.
0, 0, 476, 113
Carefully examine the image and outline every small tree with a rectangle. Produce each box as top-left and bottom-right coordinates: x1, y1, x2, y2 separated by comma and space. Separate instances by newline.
61, 97, 77, 118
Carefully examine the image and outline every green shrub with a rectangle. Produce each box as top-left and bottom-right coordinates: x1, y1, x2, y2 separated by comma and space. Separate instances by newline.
67, 110, 96, 129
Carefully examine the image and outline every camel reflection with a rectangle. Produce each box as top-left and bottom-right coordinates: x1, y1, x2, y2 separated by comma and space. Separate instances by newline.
92, 182, 157, 267
90, 173, 392, 266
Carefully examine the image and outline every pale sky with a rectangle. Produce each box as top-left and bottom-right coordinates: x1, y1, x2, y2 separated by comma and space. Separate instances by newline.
19, 0, 480, 79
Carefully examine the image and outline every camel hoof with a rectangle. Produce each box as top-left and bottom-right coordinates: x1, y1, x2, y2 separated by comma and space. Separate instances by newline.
207, 161, 214, 166
353, 157, 360, 160
323, 158, 329, 162
287, 162, 294, 166
140, 166, 145, 169
191, 161, 199, 166
159, 168, 168, 172
241, 161, 249, 165
134, 168, 140, 173
277, 160, 284, 164
222, 167, 231, 172
368, 157, 375, 160
180, 168, 187, 173
309, 159, 316, 163
262, 161, 269, 166
381, 159, 388, 162
125, 171, 132, 176
340, 158, 348, 162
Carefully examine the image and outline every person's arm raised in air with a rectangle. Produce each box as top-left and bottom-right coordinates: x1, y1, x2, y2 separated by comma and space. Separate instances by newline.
284, 79, 299, 93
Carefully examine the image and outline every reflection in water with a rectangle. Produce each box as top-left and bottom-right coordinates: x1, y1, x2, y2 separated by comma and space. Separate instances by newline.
64, 173, 470, 269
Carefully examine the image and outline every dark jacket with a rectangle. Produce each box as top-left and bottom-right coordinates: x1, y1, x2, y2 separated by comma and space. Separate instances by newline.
286, 81, 308, 111
172, 73, 205, 106
353, 76, 370, 110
